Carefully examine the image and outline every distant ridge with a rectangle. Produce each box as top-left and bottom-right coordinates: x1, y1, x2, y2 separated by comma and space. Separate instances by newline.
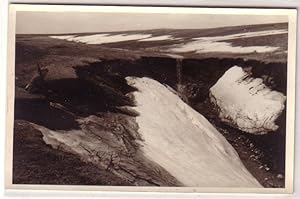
17, 22, 288, 36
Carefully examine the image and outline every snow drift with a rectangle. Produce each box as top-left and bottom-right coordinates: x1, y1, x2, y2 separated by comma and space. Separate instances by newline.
210, 66, 286, 134
125, 77, 261, 187
50, 34, 152, 44
50, 34, 177, 44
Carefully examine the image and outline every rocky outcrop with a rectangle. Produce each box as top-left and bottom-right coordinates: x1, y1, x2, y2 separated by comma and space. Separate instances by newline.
209, 66, 286, 135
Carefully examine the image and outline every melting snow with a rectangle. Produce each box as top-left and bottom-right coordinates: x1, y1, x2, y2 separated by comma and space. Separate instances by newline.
170, 40, 279, 54
126, 77, 261, 187
50, 34, 152, 44
50, 29, 286, 54
193, 29, 288, 41
50, 35, 77, 40
210, 66, 286, 134
163, 53, 184, 59
169, 29, 286, 54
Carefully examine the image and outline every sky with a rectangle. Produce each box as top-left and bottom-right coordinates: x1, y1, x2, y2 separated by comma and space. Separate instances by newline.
16, 11, 288, 34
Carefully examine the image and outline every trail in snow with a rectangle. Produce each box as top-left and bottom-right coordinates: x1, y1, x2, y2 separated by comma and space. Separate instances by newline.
210, 66, 286, 134
126, 77, 262, 187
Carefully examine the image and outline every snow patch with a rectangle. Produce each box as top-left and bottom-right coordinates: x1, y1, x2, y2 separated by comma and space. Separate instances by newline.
169, 40, 279, 54
210, 66, 286, 134
126, 77, 261, 187
168, 29, 286, 54
50, 34, 152, 44
31, 122, 105, 165
163, 53, 184, 59
193, 29, 288, 41
50, 35, 77, 40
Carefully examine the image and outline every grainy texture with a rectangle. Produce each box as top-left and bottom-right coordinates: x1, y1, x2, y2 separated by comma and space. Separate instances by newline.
13, 22, 287, 187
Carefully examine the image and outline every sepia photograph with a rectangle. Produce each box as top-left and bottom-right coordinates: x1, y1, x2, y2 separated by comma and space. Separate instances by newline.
5, 5, 297, 193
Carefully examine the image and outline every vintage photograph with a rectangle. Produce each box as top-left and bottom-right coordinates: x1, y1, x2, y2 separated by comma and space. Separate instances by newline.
6, 5, 297, 192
